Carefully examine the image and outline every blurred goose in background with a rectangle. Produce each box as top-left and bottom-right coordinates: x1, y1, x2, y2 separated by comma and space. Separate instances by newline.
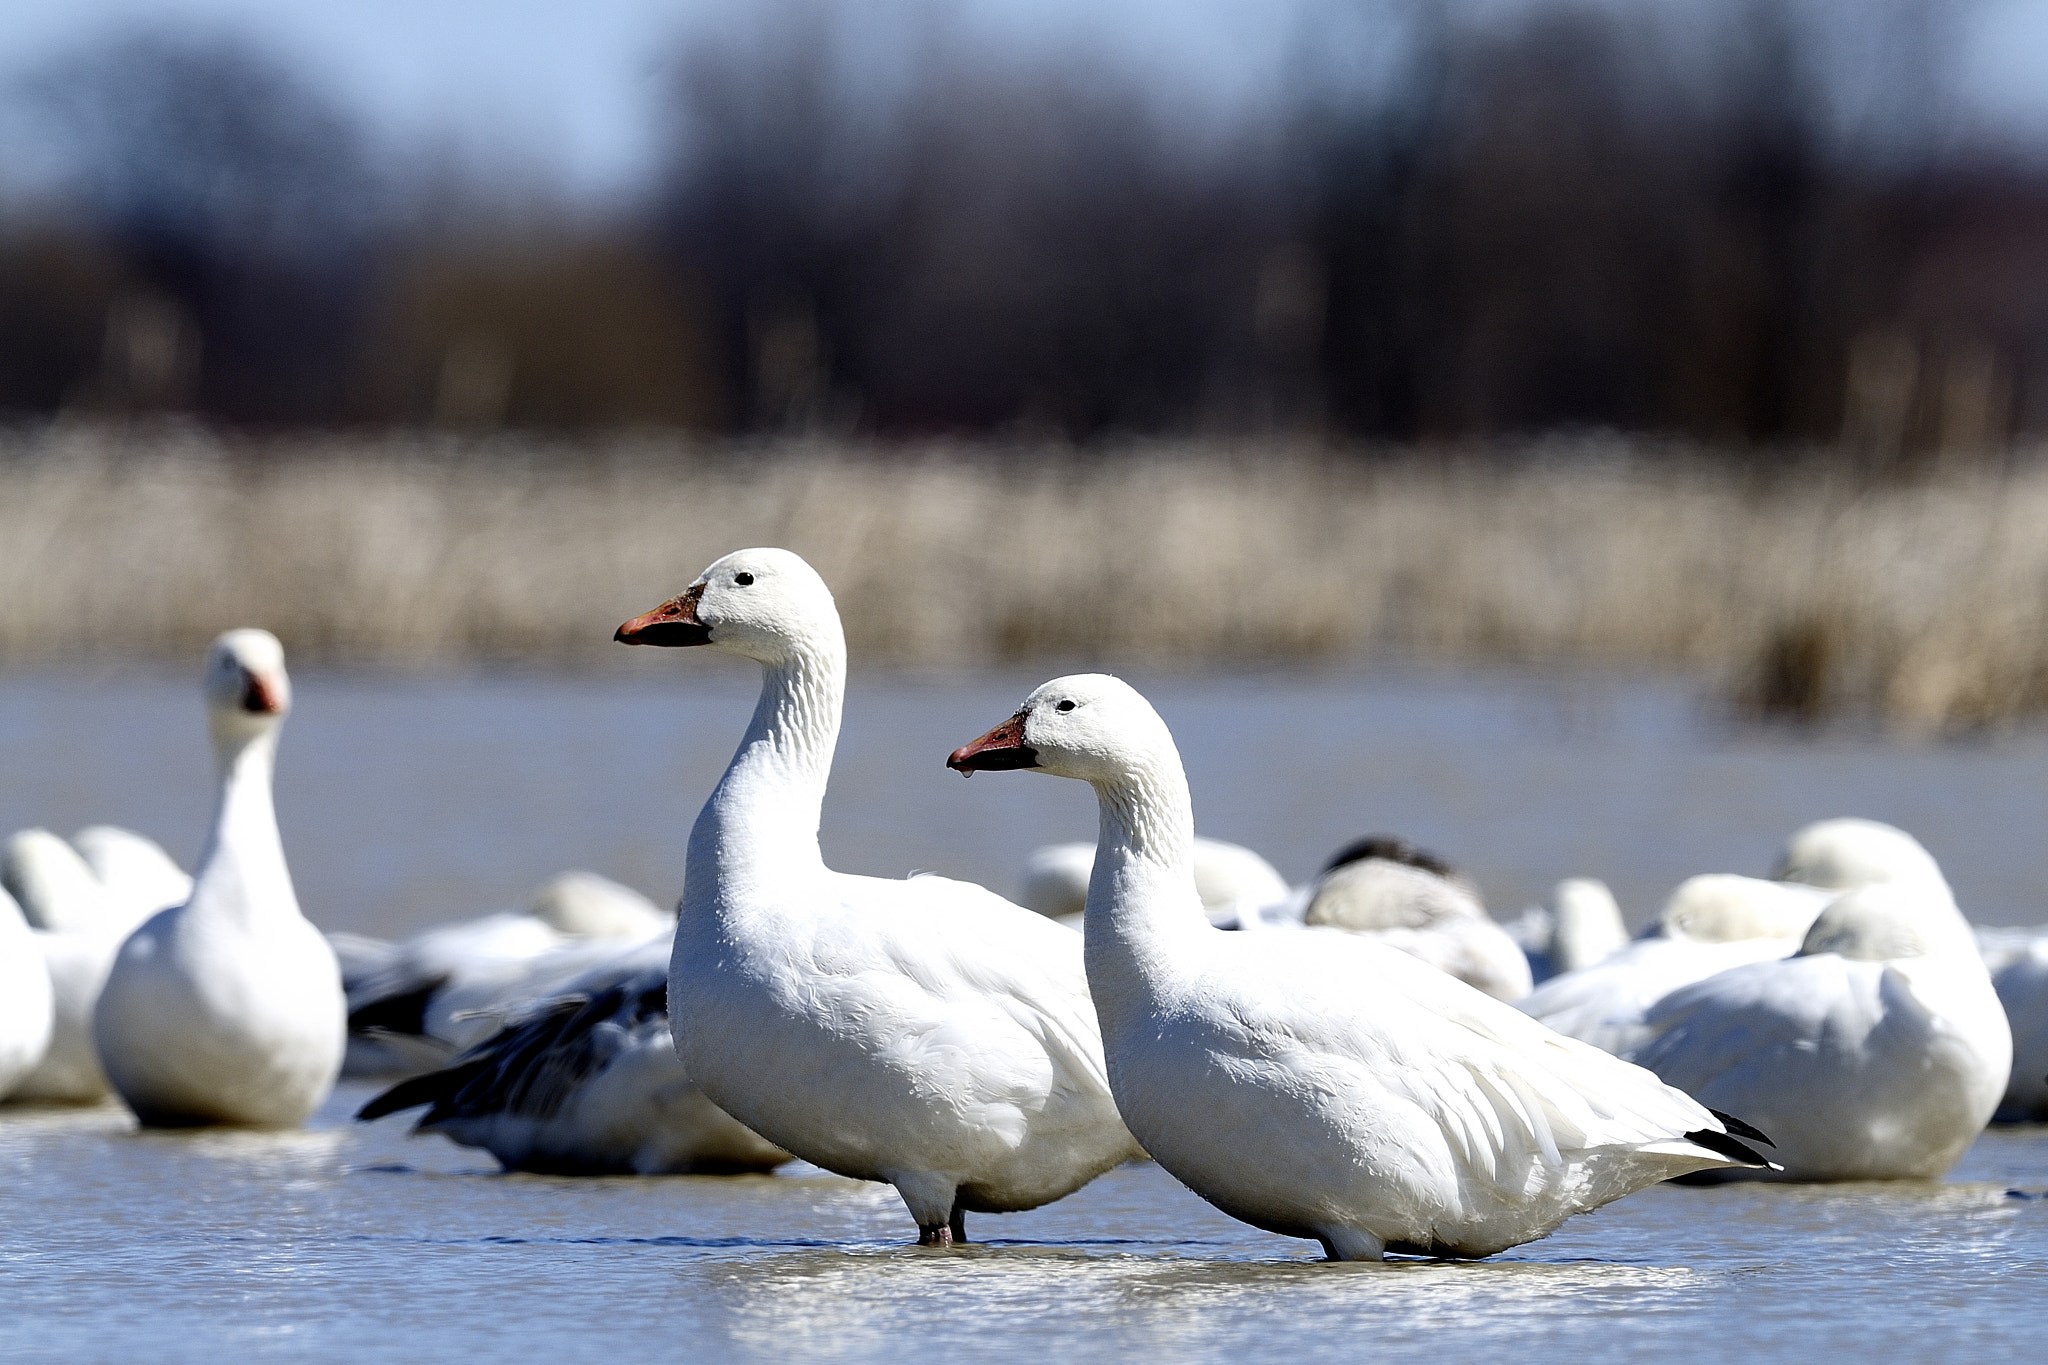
340, 871, 674, 1076
3, 826, 193, 1103
0, 885, 55, 1099
356, 936, 789, 1175
1975, 925, 2048, 1121
1021, 836, 1290, 930
1507, 877, 1630, 984
93, 630, 345, 1128
1520, 819, 1949, 1056
1626, 880, 2009, 1180
1300, 837, 1534, 1001
617, 548, 1141, 1246
950, 674, 1774, 1262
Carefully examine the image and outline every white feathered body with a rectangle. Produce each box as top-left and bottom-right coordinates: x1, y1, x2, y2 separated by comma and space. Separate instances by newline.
673, 869, 1139, 1217
1628, 948, 2011, 1179
1518, 934, 1802, 1055
0, 891, 53, 1097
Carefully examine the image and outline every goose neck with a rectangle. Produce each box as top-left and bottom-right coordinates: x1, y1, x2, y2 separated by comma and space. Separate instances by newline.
190, 726, 301, 930
687, 635, 844, 901
1082, 750, 1209, 964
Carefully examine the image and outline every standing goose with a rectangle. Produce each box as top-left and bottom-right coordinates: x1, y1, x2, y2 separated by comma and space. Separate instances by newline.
950, 674, 1774, 1262
615, 549, 1141, 1245
92, 630, 345, 1128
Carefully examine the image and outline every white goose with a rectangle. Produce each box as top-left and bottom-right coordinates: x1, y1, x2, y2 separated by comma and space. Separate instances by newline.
1977, 925, 2048, 1121
1021, 836, 1290, 929
1519, 820, 1951, 1056
615, 548, 1141, 1245
0, 885, 54, 1098
1627, 880, 2010, 1179
92, 630, 346, 1127
4, 826, 194, 1104
1507, 877, 1631, 984
949, 674, 1773, 1261
355, 937, 790, 1175
1300, 837, 1534, 1001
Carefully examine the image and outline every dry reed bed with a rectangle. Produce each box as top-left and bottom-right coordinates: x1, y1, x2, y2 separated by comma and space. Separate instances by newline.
4, 424, 2046, 731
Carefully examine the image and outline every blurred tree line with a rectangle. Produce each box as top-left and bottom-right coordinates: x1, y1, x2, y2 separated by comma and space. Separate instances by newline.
1, 0, 2043, 455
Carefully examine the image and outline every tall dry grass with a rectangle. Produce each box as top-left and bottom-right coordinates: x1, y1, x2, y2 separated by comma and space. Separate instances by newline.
4, 422, 2046, 731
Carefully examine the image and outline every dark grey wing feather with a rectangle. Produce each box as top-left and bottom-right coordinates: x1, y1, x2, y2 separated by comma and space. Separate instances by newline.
355, 964, 668, 1127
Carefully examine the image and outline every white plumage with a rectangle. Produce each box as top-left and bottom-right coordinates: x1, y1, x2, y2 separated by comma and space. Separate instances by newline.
1627, 881, 2010, 1180
616, 548, 1141, 1244
0, 885, 54, 1098
950, 673, 1773, 1261
92, 629, 346, 1128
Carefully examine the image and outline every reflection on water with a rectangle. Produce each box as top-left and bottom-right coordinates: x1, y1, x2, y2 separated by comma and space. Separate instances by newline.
6, 668, 2048, 1359
0, 1086, 2043, 1362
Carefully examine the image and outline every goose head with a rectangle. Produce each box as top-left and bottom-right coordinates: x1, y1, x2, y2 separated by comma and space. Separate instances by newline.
1774, 817, 1946, 893
1796, 881, 1970, 962
615, 548, 839, 666
1656, 873, 1827, 943
949, 673, 1172, 786
203, 628, 290, 752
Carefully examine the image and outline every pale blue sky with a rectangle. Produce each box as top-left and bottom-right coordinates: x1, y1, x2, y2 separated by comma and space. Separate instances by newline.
1, 0, 2043, 204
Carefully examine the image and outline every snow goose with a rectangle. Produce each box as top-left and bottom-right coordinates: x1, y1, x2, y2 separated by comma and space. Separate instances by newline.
1021, 836, 1289, 928
615, 548, 1141, 1245
356, 937, 790, 1174
1627, 881, 2010, 1179
1302, 837, 1534, 1001
4, 828, 192, 1103
949, 674, 1774, 1261
1517, 873, 1832, 1055
1507, 878, 1630, 984
0, 885, 54, 1098
92, 629, 346, 1128
1976, 928, 2048, 1121
1775, 817, 1950, 894
341, 872, 675, 1076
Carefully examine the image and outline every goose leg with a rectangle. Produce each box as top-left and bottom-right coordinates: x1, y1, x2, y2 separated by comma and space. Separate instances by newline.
1316, 1225, 1386, 1262
916, 1222, 953, 1246
948, 1207, 967, 1244
896, 1172, 960, 1247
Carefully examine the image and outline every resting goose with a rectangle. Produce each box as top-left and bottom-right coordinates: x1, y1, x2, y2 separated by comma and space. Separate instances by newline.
3, 826, 194, 1104
1301, 837, 1534, 1001
949, 674, 1773, 1262
1627, 881, 2010, 1179
1976, 926, 2048, 1121
92, 629, 346, 1128
615, 548, 1141, 1245
356, 936, 789, 1174
0, 886, 54, 1098
1519, 821, 1950, 1057
341, 872, 674, 1076
1021, 836, 1289, 929
1507, 878, 1630, 984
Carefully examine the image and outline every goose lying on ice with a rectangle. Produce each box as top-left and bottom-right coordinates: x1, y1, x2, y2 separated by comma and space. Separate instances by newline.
616, 548, 1141, 1245
1506, 878, 1630, 984
1627, 881, 2010, 1180
949, 674, 1774, 1262
356, 937, 789, 1175
1517, 874, 1835, 1055
93, 630, 346, 1128
1021, 836, 1289, 929
0, 886, 54, 1099
341, 871, 674, 1076
1518, 820, 1949, 1057
1966, 926, 2048, 1122
1301, 837, 1534, 1001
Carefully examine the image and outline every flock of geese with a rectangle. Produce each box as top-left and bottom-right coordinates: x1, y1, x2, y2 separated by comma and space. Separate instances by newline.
3, 548, 2043, 1260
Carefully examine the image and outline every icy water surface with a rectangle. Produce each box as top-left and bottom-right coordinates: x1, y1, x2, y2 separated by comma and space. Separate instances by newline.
5, 665, 2048, 1360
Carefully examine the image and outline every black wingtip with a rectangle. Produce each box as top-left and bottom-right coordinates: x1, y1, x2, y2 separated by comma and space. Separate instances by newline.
354, 1058, 490, 1123
1706, 1107, 1776, 1148
1683, 1126, 1775, 1168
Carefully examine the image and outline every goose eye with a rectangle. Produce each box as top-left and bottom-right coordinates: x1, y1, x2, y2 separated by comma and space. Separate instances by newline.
734, 572, 755, 586
1055, 700, 1076, 713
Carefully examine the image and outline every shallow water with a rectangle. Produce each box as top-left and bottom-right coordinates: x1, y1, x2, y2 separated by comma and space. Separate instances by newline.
6, 664, 2048, 1359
